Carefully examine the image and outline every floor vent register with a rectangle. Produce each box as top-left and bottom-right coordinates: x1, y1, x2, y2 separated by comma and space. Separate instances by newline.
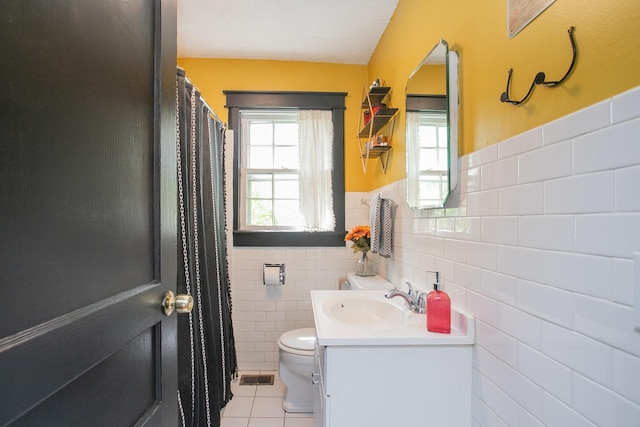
238, 374, 275, 386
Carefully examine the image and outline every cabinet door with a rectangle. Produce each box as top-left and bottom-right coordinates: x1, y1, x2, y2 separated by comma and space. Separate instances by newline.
312, 378, 326, 427
313, 344, 327, 427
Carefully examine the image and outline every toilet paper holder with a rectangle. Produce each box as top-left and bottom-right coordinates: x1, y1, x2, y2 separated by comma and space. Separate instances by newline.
263, 263, 285, 286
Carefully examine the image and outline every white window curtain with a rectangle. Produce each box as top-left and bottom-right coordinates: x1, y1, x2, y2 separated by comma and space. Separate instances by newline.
405, 111, 421, 205
298, 110, 335, 231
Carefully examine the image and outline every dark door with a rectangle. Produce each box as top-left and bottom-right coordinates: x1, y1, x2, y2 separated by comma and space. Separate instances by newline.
0, 0, 178, 425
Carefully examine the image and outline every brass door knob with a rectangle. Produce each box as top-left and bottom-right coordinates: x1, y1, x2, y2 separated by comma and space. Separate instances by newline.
162, 291, 194, 316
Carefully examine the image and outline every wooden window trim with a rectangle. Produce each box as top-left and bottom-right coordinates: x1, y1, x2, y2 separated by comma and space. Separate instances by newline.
225, 91, 346, 247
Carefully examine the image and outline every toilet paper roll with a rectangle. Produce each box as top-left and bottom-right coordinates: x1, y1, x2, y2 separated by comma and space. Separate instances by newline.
263, 264, 284, 286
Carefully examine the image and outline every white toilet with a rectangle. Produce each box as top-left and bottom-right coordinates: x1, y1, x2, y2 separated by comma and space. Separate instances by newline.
277, 327, 316, 413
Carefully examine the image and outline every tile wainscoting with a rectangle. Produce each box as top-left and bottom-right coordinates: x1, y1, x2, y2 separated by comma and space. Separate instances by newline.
370, 86, 640, 426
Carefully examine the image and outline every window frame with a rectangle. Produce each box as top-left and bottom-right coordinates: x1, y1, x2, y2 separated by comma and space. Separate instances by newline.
225, 91, 346, 247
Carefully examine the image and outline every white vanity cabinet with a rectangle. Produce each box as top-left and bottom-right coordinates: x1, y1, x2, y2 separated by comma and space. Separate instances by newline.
313, 343, 471, 427
310, 290, 475, 427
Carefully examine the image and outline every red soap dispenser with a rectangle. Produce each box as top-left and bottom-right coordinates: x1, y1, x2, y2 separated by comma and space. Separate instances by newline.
426, 272, 451, 334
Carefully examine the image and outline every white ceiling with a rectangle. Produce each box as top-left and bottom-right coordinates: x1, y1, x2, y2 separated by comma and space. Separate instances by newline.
177, 0, 399, 64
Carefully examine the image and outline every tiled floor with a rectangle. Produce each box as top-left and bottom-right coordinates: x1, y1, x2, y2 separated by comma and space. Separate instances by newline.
221, 371, 313, 427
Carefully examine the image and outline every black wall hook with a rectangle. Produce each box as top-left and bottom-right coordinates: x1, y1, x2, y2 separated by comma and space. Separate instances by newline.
500, 69, 545, 105
500, 26, 577, 105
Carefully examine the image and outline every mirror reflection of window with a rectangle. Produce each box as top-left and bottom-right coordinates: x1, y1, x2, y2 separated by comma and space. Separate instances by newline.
405, 39, 458, 209
417, 112, 448, 171
406, 110, 449, 207
419, 112, 449, 205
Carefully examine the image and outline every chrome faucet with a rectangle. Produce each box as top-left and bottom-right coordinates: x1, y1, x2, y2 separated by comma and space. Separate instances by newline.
385, 282, 427, 314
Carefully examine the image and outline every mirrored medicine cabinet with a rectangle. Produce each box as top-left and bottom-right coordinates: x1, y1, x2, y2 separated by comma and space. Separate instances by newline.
405, 39, 458, 209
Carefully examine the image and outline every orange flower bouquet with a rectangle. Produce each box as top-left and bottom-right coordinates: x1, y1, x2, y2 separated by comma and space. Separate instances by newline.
345, 225, 371, 253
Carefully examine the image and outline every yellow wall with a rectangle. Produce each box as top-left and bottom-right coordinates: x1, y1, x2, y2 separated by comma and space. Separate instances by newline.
369, 0, 640, 189
179, 0, 640, 192
176, 58, 368, 191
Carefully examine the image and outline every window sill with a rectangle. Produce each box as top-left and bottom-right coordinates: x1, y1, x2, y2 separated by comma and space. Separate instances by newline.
233, 230, 346, 247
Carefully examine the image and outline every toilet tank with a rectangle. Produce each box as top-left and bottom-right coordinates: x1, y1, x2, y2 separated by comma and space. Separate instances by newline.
345, 273, 393, 290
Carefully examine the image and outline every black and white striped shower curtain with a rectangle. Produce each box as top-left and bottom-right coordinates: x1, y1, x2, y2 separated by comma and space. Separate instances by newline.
176, 68, 237, 427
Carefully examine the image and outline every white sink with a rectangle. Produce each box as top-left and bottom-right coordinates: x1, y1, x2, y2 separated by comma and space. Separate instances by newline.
310, 290, 475, 346
323, 294, 405, 330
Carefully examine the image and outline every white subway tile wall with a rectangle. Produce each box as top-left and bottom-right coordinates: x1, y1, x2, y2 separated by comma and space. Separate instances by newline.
228, 192, 371, 372
227, 86, 640, 425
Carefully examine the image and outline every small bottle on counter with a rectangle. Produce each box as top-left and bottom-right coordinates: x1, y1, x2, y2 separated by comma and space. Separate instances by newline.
426, 272, 451, 334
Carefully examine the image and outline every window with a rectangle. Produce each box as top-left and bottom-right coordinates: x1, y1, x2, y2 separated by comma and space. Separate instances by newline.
240, 110, 301, 229
406, 94, 450, 207
225, 91, 346, 247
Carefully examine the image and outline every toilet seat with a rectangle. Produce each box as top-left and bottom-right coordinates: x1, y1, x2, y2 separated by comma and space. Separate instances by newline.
278, 327, 316, 356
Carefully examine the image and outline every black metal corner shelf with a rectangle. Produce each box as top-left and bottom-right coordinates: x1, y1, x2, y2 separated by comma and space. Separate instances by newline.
358, 82, 397, 174
361, 86, 393, 107
358, 108, 399, 137
361, 145, 392, 173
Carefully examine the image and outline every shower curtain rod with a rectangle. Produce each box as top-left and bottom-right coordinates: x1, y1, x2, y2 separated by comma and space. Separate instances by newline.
177, 66, 223, 124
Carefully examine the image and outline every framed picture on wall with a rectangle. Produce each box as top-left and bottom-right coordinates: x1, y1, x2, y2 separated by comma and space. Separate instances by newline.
507, 0, 556, 38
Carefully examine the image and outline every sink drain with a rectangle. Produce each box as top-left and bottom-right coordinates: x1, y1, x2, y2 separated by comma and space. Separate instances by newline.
238, 374, 274, 386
